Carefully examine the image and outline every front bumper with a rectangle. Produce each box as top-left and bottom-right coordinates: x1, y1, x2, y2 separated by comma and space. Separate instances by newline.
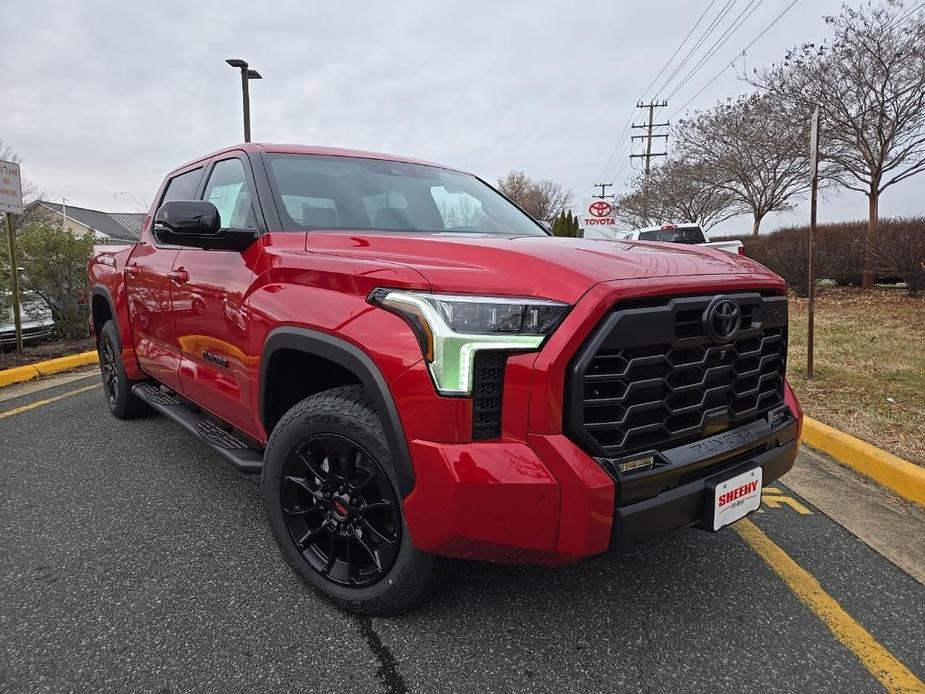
403, 388, 801, 566
0, 321, 55, 346
611, 421, 797, 550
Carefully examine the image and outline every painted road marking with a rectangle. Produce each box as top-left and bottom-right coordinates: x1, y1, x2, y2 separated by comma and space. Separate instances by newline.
735, 519, 924, 694
0, 368, 98, 404
762, 487, 812, 515
1, 381, 920, 692
0, 384, 100, 420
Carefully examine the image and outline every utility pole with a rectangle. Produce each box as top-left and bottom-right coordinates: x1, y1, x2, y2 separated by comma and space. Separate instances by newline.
592, 182, 614, 199
630, 100, 669, 217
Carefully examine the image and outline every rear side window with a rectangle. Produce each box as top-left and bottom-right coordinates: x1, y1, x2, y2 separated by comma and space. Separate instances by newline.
160, 168, 203, 204
638, 227, 706, 244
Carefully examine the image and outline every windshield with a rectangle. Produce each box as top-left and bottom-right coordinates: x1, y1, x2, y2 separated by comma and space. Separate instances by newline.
638, 227, 706, 244
266, 154, 548, 236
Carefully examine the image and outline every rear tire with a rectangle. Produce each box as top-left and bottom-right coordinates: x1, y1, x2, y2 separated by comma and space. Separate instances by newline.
262, 385, 445, 616
98, 320, 150, 419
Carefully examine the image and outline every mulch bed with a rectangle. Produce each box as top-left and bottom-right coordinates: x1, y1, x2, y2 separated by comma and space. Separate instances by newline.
0, 337, 96, 370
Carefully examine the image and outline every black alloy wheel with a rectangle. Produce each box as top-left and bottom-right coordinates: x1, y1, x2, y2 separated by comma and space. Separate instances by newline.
280, 433, 401, 587
97, 320, 149, 419
100, 337, 120, 406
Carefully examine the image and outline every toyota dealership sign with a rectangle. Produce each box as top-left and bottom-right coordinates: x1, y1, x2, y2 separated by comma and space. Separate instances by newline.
581, 198, 618, 238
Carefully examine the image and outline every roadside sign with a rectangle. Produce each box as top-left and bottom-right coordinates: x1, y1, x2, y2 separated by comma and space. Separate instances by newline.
807, 106, 820, 380
581, 197, 619, 238
2, 159, 24, 353
808, 108, 819, 182
0, 160, 24, 215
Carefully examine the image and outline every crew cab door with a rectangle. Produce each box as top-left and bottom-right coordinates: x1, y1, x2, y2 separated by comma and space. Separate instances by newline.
125, 166, 204, 392
171, 154, 261, 435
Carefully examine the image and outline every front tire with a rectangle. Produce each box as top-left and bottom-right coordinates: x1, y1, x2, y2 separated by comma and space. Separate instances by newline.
98, 320, 150, 419
262, 385, 445, 616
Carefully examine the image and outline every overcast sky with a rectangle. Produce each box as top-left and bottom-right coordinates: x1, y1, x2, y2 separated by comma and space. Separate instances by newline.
3, 0, 921, 236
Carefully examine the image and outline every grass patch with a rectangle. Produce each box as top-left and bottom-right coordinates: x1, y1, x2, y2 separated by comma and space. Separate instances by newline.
787, 287, 925, 465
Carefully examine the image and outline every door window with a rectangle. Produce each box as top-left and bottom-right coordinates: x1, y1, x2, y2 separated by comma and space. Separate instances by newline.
161, 168, 203, 204
202, 158, 257, 229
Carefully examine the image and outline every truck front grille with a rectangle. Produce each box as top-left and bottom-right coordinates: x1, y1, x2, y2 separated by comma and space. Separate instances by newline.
565, 292, 788, 458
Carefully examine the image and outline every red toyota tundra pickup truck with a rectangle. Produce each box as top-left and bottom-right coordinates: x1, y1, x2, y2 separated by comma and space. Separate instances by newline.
88, 143, 802, 615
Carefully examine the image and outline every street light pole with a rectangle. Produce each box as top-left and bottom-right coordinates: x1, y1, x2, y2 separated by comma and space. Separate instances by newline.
225, 59, 262, 142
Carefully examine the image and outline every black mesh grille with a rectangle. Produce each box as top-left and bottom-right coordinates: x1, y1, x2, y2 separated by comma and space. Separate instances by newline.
472, 353, 506, 440
566, 293, 788, 458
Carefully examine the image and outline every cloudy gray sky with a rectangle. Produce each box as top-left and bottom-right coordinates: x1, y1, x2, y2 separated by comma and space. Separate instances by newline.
3, 0, 921, 235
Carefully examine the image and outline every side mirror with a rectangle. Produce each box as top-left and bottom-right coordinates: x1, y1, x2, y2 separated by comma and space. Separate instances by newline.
153, 200, 257, 251
154, 200, 220, 237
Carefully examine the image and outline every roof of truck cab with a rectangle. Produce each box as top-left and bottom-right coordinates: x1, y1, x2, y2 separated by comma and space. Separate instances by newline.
167, 142, 459, 176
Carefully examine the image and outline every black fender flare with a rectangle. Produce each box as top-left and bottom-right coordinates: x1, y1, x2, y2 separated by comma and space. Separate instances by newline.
259, 327, 415, 497
90, 285, 117, 337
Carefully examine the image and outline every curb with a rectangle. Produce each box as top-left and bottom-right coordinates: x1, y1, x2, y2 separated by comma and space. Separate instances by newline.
802, 416, 925, 507
0, 351, 99, 388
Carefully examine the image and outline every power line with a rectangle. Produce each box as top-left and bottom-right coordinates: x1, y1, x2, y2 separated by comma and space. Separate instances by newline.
664, 0, 764, 101
592, 0, 727, 191
639, 0, 718, 99
889, 0, 925, 28
669, 0, 802, 119
606, 141, 634, 184
652, 0, 740, 99
593, 118, 635, 191
594, 0, 775, 192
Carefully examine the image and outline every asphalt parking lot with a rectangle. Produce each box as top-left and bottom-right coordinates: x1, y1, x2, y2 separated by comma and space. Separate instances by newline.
1, 371, 923, 693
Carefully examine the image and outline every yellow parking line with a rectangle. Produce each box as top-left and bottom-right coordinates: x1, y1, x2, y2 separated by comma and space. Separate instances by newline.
734, 519, 924, 694
0, 384, 100, 420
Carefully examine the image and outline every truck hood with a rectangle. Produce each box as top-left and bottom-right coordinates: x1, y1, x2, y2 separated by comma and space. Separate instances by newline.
305, 231, 779, 303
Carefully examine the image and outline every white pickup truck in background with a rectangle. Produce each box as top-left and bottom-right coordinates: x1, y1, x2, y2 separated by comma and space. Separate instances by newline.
617, 223, 745, 255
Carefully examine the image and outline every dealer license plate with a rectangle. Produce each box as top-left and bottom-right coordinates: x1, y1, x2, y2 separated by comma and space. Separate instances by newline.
711, 467, 763, 531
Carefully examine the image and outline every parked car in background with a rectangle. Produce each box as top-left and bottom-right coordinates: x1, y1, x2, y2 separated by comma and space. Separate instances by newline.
0, 291, 55, 348
619, 223, 744, 255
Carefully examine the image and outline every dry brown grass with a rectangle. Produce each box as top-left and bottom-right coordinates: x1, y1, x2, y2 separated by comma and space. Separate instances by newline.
787, 288, 925, 465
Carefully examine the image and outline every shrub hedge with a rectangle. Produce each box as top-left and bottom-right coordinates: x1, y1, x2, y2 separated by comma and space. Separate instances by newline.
716, 217, 924, 296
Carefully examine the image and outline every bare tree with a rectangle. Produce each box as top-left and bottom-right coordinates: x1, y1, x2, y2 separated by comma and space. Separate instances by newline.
438, 195, 480, 227
614, 184, 658, 229
496, 171, 532, 208
674, 94, 811, 236
751, 0, 925, 287
615, 160, 742, 231
497, 170, 573, 221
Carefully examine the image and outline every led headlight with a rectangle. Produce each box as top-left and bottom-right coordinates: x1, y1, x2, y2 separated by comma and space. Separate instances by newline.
369, 289, 569, 395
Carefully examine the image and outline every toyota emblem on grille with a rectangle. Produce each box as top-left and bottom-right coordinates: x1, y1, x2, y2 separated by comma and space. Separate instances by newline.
703, 297, 741, 342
